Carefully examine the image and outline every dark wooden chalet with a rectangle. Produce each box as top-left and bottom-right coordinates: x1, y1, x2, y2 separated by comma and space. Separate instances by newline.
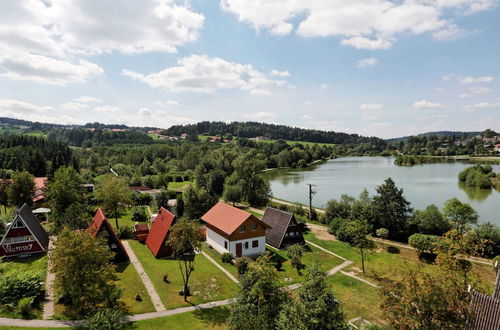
470, 267, 500, 329
261, 207, 305, 249
145, 207, 176, 258
0, 204, 49, 257
88, 208, 129, 262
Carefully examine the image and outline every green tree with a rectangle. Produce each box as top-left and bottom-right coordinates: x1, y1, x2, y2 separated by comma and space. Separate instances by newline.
371, 178, 412, 240
337, 220, 374, 274
223, 184, 242, 206
167, 219, 203, 302
8, 171, 35, 207
227, 154, 270, 206
475, 222, 500, 258
95, 175, 131, 229
286, 244, 305, 275
182, 185, 217, 219
408, 233, 441, 256
0, 179, 11, 213
87, 153, 99, 173
228, 254, 288, 330
278, 265, 348, 330
411, 204, 450, 236
51, 228, 122, 316
442, 198, 478, 234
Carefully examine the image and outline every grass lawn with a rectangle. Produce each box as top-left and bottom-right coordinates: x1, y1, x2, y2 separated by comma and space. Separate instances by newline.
109, 207, 143, 231
167, 181, 191, 190
0, 255, 48, 319
201, 244, 239, 278
0, 306, 230, 330
116, 262, 155, 314
128, 240, 238, 309
328, 273, 384, 324
304, 232, 496, 294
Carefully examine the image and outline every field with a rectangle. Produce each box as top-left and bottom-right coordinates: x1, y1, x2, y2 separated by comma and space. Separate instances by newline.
197, 134, 335, 147
115, 263, 155, 314
128, 240, 238, 309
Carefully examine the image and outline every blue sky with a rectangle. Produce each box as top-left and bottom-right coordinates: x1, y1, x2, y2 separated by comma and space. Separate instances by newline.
0, 0, 499, 138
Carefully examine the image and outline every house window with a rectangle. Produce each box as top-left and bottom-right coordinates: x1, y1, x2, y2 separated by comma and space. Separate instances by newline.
12, 220, 24, 228
239, 225, 245, 233
252, 240, 258, 248
251, 223, 257, 231
12, 236, 26, 243
224, 241, 228, 249
245, 242, 249, 249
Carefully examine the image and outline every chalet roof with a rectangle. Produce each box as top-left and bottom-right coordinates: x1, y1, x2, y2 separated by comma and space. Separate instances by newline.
261, 207, 302, 248
88, 208, 107, 237
87, 208, 128, 261
201, 202, 268, 235
16, 203, 49, 249
470, 291, 500, 330
146, 207, 176, 257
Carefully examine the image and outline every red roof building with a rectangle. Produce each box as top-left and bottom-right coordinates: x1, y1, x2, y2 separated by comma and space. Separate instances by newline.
0, 204, 49, 257
145, 207, 176, 258
201, 202, 269, 257
88, 209, 129, 262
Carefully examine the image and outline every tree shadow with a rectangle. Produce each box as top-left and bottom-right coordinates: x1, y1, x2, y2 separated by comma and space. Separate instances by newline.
387, 246, 400, 254
193, 306, 230, 327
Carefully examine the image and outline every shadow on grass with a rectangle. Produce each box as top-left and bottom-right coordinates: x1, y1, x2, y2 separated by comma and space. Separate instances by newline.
386, 246, 400, 254
193, 306, 230, 327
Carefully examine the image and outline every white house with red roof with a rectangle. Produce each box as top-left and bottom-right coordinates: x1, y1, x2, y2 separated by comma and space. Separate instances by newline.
201, 202, 269, 257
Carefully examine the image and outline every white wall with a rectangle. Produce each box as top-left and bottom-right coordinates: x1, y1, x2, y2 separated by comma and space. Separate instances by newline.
206, 228, 265, 257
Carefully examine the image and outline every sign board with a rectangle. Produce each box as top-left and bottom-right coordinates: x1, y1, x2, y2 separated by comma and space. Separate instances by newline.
0, 241, 42, 257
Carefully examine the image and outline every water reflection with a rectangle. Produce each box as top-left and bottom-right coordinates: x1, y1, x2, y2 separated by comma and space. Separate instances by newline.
458, 182, 492, 202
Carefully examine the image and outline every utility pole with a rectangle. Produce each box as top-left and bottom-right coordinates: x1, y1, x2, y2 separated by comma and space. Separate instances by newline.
306, 183, 317, 221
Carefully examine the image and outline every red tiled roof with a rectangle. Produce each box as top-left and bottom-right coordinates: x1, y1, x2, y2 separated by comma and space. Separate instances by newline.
33, 177, 47, 191
88, 208, 107, 237
201, 202, 257, 235
146, 207, 176, 257
87, 208, 129, 261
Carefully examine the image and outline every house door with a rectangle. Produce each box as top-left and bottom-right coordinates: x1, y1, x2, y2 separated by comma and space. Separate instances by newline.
236, 243, 242, 257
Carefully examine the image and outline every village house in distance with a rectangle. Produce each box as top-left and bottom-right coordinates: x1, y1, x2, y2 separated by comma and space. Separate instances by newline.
261, 207, 305, 249
0, 204, 49, 257
201, 202, 269, 257
88, 208, 129, 263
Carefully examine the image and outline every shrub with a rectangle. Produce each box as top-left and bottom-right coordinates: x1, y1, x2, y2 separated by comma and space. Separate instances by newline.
275, 258, 283, 271
376, 228, 389, 240
83, 308, 127, 330
135, 293, 142, 301
175, 175, 183, 182
117, 226, 133, 239
408, 233, 441, 255
131, 208, 147, 222
328, 218, 345, 235
17, 297, 33, 319
133, 193, 151, 206
278, 204, 289, 212
234, 257, 251, 275
0, 270, 44, 305
221, 252, 233, 264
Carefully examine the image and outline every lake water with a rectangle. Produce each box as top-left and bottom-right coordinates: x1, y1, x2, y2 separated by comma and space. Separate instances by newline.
263, 157, 500, 225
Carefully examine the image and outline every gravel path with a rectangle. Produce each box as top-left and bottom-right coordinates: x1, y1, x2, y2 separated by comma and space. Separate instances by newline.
42, 237, 56, 320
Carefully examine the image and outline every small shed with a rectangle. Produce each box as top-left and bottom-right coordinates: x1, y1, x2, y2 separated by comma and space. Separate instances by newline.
134, 223, 149, 242
146, 207, 176, 258
88, 209, 129, 262
261, 207, 305, 249
0, 204, 49, 257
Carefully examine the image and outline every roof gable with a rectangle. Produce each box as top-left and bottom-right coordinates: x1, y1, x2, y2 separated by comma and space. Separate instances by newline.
201, 202, 261, 235
146, 207, 176, 257
261, 207, 303, 248
87, 208, 128, 261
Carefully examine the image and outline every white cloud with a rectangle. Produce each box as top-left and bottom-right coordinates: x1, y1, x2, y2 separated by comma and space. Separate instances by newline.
320, 84, 329, 89
0, 99, 54, 113
357, 57, 379, 68
459, 76, 494, 84
464, 102, 500, 111
242, 111, 277, 121
270, 69, 290, 77
138, 108, 153, 117
0, 99, 80, 125
61, 102, 88, 111
155, 100, 180, 106
360, 104, 383, 110
413, 100, 446, 109
0, 0, 204, 84
362, 115, 379, 121
94, 105, 122, 114
305, 101, 314, 106
220, 0, 490, 49
458, 86, 491, 98
123, 55, 286, 94
76, 96, 102, 103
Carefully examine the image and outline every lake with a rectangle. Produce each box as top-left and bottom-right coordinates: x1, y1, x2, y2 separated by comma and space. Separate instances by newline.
263, 157, 500, 225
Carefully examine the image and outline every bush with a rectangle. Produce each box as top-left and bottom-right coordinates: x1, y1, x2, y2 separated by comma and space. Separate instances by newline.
0, 270, 44, 305
117, 226, 133, 239
408, 233, 441, 255
17, 297, 33, 319
328, 218, 344, 235
135, 294, 142, 301
376, 228, 389, 240
131, 208, 147, 222
175, 175, 183, 182
234, 257, 251, 275
274, 258, 283, 271
278, 204, 289, 212
221, 252, 233, 264
133, 193, 152, 206
84, 308, 128, 330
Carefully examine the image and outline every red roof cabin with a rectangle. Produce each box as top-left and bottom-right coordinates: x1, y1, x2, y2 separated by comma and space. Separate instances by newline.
146, 207, 176, 258
0, 204, 49, 258
134, 223, 150, 242
88, 209, 129, 262
201, 202, 269, 258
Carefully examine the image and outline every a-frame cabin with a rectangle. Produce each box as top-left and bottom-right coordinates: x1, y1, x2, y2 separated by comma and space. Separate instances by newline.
87, 209, 129, 262
146, 207, 176, 258
261, 207, 305, 249
0, 204, 49, 258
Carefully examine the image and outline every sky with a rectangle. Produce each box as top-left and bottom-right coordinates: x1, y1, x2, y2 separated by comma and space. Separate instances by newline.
0, 0, 499, 139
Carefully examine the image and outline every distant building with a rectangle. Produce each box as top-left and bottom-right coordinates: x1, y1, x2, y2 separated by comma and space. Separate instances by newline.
201, 202, 269, 257
180, 133, 188, 139
261, 207, 305, 249
0, 204, 49, 257
254, 136, 268, 141
87, 209, 129, 262
495, 144, 500, 153
146, 207, 176, 258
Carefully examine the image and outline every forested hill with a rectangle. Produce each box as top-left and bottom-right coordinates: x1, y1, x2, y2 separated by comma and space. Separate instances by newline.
163, 121, 386, 145
386, 131, 481, 143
